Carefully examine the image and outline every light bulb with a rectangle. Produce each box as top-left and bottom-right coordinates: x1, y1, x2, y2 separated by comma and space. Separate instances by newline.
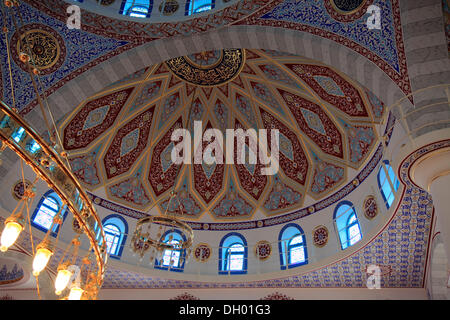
68, 286, 84, 300
32, 247, 53, 276
0, 221, 23, 252
54, 269, 73, 295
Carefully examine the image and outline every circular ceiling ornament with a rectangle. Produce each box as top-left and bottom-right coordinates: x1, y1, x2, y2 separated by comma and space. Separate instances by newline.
98, 0, 116, 5
159, 0, 179, 16
326, 0, 373, 22
165, 49, 245, 86
332, 0, 366, 13
11, 24, 66, 75
363, 195, 378, 220
313, 225, 329, 247
194, 243, 211, 262
11, 179, 32, 201
254, 240, 272, 260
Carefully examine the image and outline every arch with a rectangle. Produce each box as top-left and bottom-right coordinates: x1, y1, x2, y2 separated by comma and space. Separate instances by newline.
31, 190, 68, 236
333, 200, 362, 250
119, 0, 153, 18
44, 24, 407, 137
101, 214, 128, 259
278, 223, 308, 270
185, 0, 215, 16
218, 232, 247, 274
377, 160, 400, 209
154, 229, 187, 272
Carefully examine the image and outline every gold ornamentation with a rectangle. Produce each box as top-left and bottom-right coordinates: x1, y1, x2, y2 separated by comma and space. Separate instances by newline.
17, 29, 60, 70
193, 243, 211, 262
363, 195, 378, 220
312, 225, 329, 247
165, 49, 245, 87
254, 240, 272, 260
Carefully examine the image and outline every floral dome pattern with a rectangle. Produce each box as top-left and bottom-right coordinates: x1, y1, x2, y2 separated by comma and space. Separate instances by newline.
59, 49, 384, 222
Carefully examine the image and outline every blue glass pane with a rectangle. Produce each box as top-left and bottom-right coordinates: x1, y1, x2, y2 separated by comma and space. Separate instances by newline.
348, 224, 361, 246
33, 206, 57, 230
289, 235, 303, 245
12, 127, 25, 143
228, 253, 244, 271
290, 245, 305, 264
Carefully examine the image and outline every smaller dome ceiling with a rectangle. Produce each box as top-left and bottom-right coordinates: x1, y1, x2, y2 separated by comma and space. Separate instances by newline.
59, 49, 385, 222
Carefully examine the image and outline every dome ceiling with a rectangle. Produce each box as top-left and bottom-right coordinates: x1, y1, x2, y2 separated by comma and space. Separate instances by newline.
59, 49, 384, 222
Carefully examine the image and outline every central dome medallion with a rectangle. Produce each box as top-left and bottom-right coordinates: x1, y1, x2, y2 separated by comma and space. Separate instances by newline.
165, 49, 245, 86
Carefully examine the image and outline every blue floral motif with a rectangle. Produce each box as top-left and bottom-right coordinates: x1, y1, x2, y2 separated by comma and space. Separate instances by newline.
0, 2, 128, 111
261, 0, 400, 72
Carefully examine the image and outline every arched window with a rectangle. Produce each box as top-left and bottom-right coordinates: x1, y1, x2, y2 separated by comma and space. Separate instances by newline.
219, 232, 247, 274
101, 215, 128, 259
278, 223, 307, 270
31, 190, 67, 236
154, 230, 186, 272
377, 160, 400, 209
120, 0, 153, 18
185, 0, 215, 16
334, 201, 362, 250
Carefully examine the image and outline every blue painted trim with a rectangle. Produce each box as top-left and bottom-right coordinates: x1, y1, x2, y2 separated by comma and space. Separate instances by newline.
377, 160, 394, 209
218, 232, 247, 275
154, 228, 187, 272
101, 214, 128, 260
333, 200, 362, 250
278, 223, 308, 270
31, 190, 68, 237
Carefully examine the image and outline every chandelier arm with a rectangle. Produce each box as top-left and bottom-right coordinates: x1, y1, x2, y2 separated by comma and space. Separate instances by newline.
0, 100, 108, 284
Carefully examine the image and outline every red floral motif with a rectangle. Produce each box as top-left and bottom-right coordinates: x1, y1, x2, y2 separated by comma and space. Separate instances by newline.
170, 292, 200, 300
232, 119, 268, 201
363, 195, 378, 219
193, 122, 225, 204
261, 292, 294, 300
103, 107, 154, 179
285, 64, 369, 118
278, 89, 344, 159
259, 109, 308, 186
148, 118, 184, 197
63, 88, 134, 150
194, 244, 211, 262
255, 241, 272, 260
313, 225, 329, 247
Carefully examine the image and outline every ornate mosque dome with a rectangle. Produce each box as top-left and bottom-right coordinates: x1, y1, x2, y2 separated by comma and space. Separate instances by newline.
59, 49, 385, 224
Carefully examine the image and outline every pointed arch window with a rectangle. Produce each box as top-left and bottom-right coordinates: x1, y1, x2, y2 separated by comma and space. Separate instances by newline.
185, 0, 215, 16
101, 215, 128, 259
120, 0, 153, 18
334, 201, 362, 250
219, 233, 247, 274
377, 160, 400, 209
278, 223, 307, 270
31, 190, 68, 236
154, 230, 186, 272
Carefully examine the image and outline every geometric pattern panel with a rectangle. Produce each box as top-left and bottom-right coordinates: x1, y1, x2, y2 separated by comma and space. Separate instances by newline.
103, 107, 154, 179
63, 88, 134, 150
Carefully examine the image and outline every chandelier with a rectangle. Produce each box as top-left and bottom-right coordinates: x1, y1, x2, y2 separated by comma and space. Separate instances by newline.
131, 191, 195, 268
0, 0, 108, 299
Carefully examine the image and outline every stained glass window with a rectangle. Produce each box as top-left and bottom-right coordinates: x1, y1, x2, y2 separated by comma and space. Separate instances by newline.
120, 0, 152, 18
31, 191, 66, 235
100, 215, 128, 259
377, 160, 400, 209
186, 0, 215, 16
219, 233, 247, 274
279, 224, 307, 269
334, 201, 362, 250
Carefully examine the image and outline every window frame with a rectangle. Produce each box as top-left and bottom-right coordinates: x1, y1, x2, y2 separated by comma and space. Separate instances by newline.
334, 200, 362, 250
218, 232, 247, 275
185, 0, 216, 16
100, 214, 128, 260
377, 160, 400, 209
278, 223, 308, 270
154, 229, 187, 272
119, 0, 153, 18
31, 190, 68, 237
